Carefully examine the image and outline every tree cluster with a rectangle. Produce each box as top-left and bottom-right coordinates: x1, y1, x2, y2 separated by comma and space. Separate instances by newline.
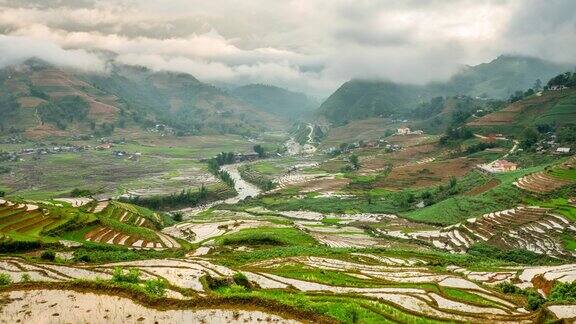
547, 72, 576, 88
121, 186, 209, 210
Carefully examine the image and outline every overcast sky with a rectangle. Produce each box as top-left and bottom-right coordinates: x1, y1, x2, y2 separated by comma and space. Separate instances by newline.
0, 0, 575, 98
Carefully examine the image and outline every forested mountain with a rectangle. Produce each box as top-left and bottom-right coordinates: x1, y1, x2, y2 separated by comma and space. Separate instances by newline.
317, 55, 572, 125
445, 55, 570, 98
0, 60, 283, 138
231, 84, 317, 120
316, 80, 435, 125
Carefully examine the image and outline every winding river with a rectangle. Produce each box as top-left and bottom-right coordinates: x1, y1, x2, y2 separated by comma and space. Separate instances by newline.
172, 163, 262, 218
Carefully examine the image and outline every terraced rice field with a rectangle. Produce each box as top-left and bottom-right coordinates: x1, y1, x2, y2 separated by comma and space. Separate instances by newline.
514, 171, 574, 193
514, 157, 575, 193
382, 206, 576, 257
80, 201, 181, 249
0, 200, 65, 241
2, 254, 567, 322
0, 289, 297, 323
54, 197, 93, 207
163, 219, 282, 243
83, 225, 180, 249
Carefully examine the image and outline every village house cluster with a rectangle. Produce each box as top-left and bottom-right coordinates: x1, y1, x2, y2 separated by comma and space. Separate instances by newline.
397, 127, 424, 135
535, 133, 572, 155
478, 159, 518, 173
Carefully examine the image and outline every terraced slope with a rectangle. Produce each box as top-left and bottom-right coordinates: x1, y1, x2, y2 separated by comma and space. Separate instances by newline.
383, 206, 576, 257
0, 255, 544, 322
82, 201, 181, 249
0, 199, 72, 242
468, 89, 576, 132
514, 157, 575, 193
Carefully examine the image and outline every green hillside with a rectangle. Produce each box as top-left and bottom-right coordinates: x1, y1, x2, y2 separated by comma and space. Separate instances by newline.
468, 88, 576, 135
231, 84, 317, 120
446, 55, 570, 98
316, 80, 434, 125
0, 60, 284, 139
316, 55, 570, 125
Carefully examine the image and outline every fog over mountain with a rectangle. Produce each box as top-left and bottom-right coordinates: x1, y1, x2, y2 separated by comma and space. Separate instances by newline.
0, 0, 575, 97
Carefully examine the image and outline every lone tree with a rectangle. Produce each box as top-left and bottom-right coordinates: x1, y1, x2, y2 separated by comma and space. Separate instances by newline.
253, 145, 265, 158
350, 154, 360, 170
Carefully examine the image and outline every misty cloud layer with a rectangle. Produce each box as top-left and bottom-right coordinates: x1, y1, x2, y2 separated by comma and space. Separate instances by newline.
0, 0, 575, 97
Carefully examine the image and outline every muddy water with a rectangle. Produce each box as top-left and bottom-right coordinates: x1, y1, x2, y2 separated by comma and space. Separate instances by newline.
222, 164, 261, 203
0, 289, 300, 324
169, 163, 262, 219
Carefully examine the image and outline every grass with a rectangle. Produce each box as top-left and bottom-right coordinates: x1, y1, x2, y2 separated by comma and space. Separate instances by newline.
268, 264, 382, 287
321, 218, 341, 226
0, 135, 247, 199
562, 233, 576, 251
525, 197, 576, 222
548, 168, 576, 181
72, 245, 186, 263
216, 227, 316, 247
441, 287, 506, 309
214, 246, 359, 267
98, 216, 159, 242
402, 166, 544, 225
214, 285, 444, 324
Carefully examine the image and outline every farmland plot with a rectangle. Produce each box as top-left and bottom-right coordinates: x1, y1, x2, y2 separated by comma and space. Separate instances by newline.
0, 289, 299, 324
381, 206, 576, 257
514, 157, 575, 193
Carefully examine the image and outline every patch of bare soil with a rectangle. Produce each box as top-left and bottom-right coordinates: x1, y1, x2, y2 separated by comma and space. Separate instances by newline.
376, 157, 479, 189
462, 178, 501, 196
0, 289, 300, 323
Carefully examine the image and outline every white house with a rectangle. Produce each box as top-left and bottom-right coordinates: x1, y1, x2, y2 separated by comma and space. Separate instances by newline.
550, 85, 569, 91
397, 127, 411, 135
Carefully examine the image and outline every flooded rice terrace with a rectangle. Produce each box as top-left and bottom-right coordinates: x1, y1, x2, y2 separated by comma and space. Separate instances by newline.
0, 289, 300, 324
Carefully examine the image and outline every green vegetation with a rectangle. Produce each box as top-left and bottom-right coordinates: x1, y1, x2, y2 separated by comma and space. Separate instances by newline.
467, 243, 558, 265
214, 285, 436, 324
231, 84, 316, 119
120, 186, 223, 211
238, 164, 277, 191
37, 95, 90, 130
112, 267, 141, 284
403, 167, 540, 225
216, 227, 316, 247
441, 287, 504, 309
0, 273, 11, 287
549, 281, 576, 303
269, 264, 382, 287
40, 250, 56, 261
72, 244, 186, 263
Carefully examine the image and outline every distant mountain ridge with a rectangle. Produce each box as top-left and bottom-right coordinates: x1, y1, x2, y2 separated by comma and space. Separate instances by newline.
0, 60, 285, 138
231, 84, 317, 120
317, 55, 573, 125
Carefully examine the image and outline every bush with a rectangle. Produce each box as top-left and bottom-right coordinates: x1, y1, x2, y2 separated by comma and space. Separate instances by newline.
21, 273, 31, 282
204, 274, 233, 290
112, 267, 140, 284
526, 290, 546, 310
172, 212, 183, 222
144, 278, 167, 297
0, 273, 11, 286
233, 272, 252, 289
467, 243, 554, 264
40, 250, 56, 261
549, 281, 576, 303
71, 188, 93, 197
77, 254, 91, 262
496, 282, 523, 294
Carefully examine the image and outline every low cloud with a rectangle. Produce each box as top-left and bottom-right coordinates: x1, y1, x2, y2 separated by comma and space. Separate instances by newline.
0, 0, 574, 98
0, 35, 105, 72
